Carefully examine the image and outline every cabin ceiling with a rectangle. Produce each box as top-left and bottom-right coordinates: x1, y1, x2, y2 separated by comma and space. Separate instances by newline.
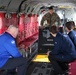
0, 0, 25, 12
28, 0, 76, 3
0, 0, 76, 13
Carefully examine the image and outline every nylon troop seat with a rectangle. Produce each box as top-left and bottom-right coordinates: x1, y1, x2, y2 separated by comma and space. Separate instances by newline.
69, 60, 76, 75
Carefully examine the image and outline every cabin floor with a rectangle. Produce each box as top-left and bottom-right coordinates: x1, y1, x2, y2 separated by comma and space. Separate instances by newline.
26, 62, 53, 75
0, 62, 68, 75
0, 62, 52, 75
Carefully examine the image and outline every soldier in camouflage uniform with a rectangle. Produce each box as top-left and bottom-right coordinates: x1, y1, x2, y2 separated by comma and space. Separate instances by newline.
40, 6, 61, 27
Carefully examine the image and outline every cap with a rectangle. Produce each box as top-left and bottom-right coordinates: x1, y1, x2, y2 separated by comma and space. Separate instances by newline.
48, 6, 54, 10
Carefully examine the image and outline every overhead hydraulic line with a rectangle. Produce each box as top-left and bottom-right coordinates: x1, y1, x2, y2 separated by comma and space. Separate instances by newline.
6, 0, 12, 13
17, 0, 27, 13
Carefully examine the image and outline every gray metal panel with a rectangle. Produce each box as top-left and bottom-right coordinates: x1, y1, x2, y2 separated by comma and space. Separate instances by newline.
0, 0, 23, 12
7, 0, 22, 12
0, 0, 10, 11
31, 63, 52, 75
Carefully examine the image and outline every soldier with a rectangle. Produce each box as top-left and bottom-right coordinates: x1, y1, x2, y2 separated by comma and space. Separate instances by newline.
40, 6, 61, 27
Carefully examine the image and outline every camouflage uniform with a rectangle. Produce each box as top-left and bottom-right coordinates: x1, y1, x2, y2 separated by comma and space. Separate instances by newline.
41, 12, 61, 27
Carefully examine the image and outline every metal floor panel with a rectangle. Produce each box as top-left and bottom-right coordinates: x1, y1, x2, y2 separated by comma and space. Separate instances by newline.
31, 63, 52, 75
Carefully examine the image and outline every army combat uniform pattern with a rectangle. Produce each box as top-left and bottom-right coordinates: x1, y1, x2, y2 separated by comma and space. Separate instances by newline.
41, 12, 61, 27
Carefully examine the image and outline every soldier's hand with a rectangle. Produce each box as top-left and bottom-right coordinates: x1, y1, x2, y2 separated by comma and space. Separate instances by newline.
39, 26, 45, 29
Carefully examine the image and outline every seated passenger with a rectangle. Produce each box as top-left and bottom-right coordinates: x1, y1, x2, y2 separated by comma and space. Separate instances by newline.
58, 26, 64, 33
47, 25, 76, 75
0, 25, 27, 75
65, 21, 76, 49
